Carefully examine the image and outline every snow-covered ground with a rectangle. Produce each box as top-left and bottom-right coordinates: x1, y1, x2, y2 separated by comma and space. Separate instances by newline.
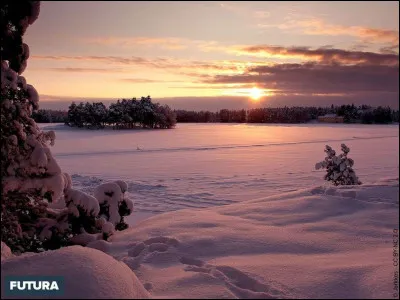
2, 180, 398, 299
39, 123, 399, 225
3, 123, 398, 299
96, 180, 398, 299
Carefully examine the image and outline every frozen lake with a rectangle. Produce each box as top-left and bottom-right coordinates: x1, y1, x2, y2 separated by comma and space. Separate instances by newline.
39, 123, 399, 224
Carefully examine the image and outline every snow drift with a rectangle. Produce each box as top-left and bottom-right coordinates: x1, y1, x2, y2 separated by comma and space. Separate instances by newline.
1, 179, 398, 299
1, 246, 150, 299
93, 178, 398, 299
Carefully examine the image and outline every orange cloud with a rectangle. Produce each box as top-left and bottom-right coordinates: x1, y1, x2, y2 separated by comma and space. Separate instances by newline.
260, 18, 399, 45
301, 19, 398, 44
30, 55, 251, 77
120, 78, 183, 83
86, 37, 192, 50
46, 67, 130, 73
85, 37, 238, 54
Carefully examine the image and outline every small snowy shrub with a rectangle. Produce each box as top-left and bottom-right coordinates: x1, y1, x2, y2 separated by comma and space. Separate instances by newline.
94, 181, 134, 231
315, 144, 361, 186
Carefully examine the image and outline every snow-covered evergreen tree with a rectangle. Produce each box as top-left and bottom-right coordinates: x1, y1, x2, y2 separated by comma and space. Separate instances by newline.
1, 0, 50, 254
1, 1, 133, 254
315, 144, 362, 186
154, 104, 177, 129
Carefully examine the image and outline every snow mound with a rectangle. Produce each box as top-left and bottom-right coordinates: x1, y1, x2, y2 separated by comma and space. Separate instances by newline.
102, 180, 398, 299
1, 246, 150, 299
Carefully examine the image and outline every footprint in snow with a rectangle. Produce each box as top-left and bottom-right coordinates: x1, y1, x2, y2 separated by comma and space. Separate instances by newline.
179, 256, 296, 299
123, 236, 298, 298
124, 236, 180, 270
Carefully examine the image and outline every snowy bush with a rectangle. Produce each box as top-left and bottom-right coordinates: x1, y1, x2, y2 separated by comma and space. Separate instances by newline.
315, 144, 362, 186
94, 181, 133, 231
1, 1, 133, 254
37, 180, 133, 250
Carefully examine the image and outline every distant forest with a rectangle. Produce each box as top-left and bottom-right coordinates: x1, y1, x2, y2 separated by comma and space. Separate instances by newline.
32, 101, 399, 126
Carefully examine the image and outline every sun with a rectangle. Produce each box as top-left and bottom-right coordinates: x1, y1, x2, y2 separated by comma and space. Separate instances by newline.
250, 87, 262, 101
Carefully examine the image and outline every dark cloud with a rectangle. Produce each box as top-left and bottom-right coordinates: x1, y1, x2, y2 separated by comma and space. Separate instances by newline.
204, 63, 399, 94
236, 45, 399, 65
380, 44, 399, 55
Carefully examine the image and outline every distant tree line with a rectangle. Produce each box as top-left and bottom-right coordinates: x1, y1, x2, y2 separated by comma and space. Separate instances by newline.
65, 96, 177, 129
335, 104, 397, 124
176, 105, 399, 124
32, 104, 399, 125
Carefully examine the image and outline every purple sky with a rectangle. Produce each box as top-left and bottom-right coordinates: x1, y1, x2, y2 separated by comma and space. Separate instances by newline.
23, 1, 399, 110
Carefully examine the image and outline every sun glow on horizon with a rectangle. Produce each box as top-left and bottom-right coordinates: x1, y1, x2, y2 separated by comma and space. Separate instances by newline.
250, 87, 262, 101
221, 87, 275, 100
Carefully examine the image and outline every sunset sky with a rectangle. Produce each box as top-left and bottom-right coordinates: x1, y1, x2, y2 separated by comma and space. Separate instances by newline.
24, 1, 399, 110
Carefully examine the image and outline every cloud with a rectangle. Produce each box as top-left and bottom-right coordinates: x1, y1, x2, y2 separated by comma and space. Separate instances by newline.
120, 78, 165, 83
32, 55, 168, 66
86, 37, 189, 50
260, 18, 399, 45
232, 45, 399, 65
219, 3, 398, 47
31, 55, 247, 75
380, 44, 400, 55
85, 37, 237, 53
167, 83, 251, 90
177, 72, 214, 79
32, 44, 398, 104
202, 62, 399, 95
352, 27, 398, 45
46, 67, 129, 73
120, 78, 183, 83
